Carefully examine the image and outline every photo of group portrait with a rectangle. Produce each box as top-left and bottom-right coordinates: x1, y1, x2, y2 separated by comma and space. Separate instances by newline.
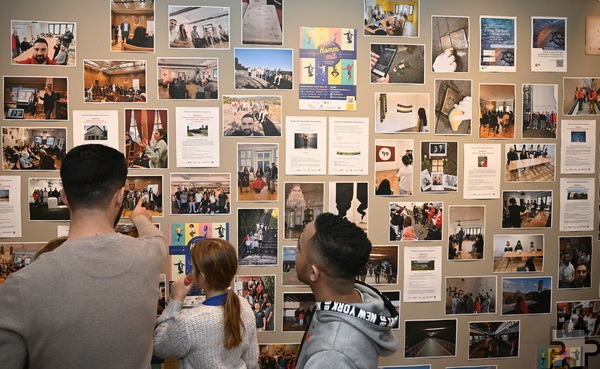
445, 276, 496, 315
4, 76, 69, 120
28, 178, 68, 221
110, 0, 154, 52
237, 208, 278, 266
168, 6, 229, 49
11, 20, 76, 66
170, 173, 231, 216
522, 84, 558, 138
121, 175, 163, 218
558, 236, 592, 289
83, 60, 147, 103
223, 96, 282, 137
158, 58, 218, 100
234, 48, 293, 90
282, 292, 315, 332
125, 109, 168, 169
237, 144, 279, 202
234, 275, 275, 331
563, 77, 600, 116
2, 127, 66, 171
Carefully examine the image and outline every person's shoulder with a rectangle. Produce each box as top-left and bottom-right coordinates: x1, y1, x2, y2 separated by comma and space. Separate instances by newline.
228, 130, 243, 136
252, 131, 264, 136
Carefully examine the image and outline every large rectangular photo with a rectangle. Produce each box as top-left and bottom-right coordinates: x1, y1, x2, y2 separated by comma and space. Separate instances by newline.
2, 127, 66, 171
125, 109, 168, 169
234, 48, 293, 90
84, 60, 147, 103
168, 6, 229, 49
445, 276, 496, 315
4, 76, 68, 120
170, 173, 231, 215
11, 20, 76, 65
110, 0, 154, 52
468, 321, 520, 359
493, 234, 544, 273
28, 178, 68, 221
363, 0, 419, 37
121, 175, 164, 218
223, 95, 282, 136
157, 58, 218, 100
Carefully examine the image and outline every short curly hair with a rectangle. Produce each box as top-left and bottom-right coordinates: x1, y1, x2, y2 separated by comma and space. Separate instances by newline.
310, 212, 371, 279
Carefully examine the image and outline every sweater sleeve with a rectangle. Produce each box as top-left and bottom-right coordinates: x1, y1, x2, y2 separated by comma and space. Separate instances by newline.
242, 312, 260, 369
0, 275, 29, 368
131, 215, 167, 257
302, 350, 358, 369
153, 300, 192, 359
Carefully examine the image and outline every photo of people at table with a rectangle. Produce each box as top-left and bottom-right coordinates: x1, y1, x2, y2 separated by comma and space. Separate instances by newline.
363, 1, 419, 37
505, 144, 555, 182
11, 20, 76, 66
2, 127, 66, 171
558, 236, 592, 289
493, 234, 544, 273
502, 190, 552, 229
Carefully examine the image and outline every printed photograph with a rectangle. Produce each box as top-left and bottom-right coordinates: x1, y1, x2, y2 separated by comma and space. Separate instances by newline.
237, 144, 279, 202
11, 20, 76, 65
374, 92, 430, 133
468, 321, 520, 359
258, 344, 299, 368
381, 290, 401, 329
445, 276, 496, 315
501, 277, 552, 315
363, 245, 398, 285
0, 242, 47, 284
237, 208, 278, 266
389, 202, 443, 242
502, 190, 552, 228
447, 205, 485, 260
84, 60, 147, 103
522, 84, 558, 138
447, 366, 496, 369
370, 43, 425, 84
493, 234, 544, 273
282, 292, 316, 332
234, 275, 275, 331
283, 183, 324, 240
328, 182, 369, 234
157, 58, 218, 100
223, 96, 282, 136
404, 319, 457, 358
374, 139, 414, 196
125, 109, 168, 169
558, 236, 592, 289
555, 300, 600, 338
2, 127, 66, 171
111, 0, 154, 52
234, 48, 293, 90
479, 16, 516, 72
170, 173, 231, 215
168, 6, 229, 49
121, 175, 163, 218
420, 141, 458, 192
563, 77, 600, 116
28, 178, 68, 221
431, 16, 469, 73
434, 79, 472, 134
281, 246, 301, 286
505, 144, 555, 183
242, 0, 283, 45
170, 222, 228, 247
4, 76, 68, 120
479, 83, 516, 139
293, 133, 317, 149
363, 0, 419, 37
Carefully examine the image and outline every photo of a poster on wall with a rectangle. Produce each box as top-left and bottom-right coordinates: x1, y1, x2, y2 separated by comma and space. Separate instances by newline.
298, 26, 357, 111
560, 120, 596, 174
479, 16, 516, 72
559, 178, 594, 232
531, 17, 566, 72
463, 144, 501, 199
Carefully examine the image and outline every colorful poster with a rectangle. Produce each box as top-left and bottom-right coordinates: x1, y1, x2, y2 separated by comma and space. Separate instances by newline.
479, 16, 516, 72
298, 26, 357, 111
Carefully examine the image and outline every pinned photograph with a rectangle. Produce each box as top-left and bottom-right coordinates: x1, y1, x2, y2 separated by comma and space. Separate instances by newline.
431, 16, 469, 73
158, 58, 218, 100
363, 0, 419, 37
370, 44, 425, 84
389, 202, 443, 242
447, 205, 485, 260
121, 175, 163, 218
562, 77, 600, 116
170, 173, 231, 215
237, 208, 278, 266
111, 0, 154, 52
281, 246, 301, 286
84, 60, 147, 103
223, 96, 282, 136
283, 182, 324, 240
479, 16, 516, 72
420, 141, 458, 192
493, 234, 544, 273
241, 0, 283, 45
282, 292, 316, 332
4, 76, 68, 120
501, 276, 552, 315
558, 236, 592, 289
375, 92, 430, 133
555, 300, 600, 338
124, 109, 168, 169
0, 242, 49, 282
234, 48, 293, 90
28, 178, 68, 221
258, 344, 299, 366
168, 6, 229, 49
234, 275, 275, 331
170, 222, 228, 247
505, 144, 555, 183
434, 79, 472, 134
328, 182, 368, 233
374, 139, 414, 196
2, 127, 66, 171
522, 84, 558, 138
364, 245, 398, 285
11, 20, 76, 66
502, 190, 552, 228
404, 319, 457, 358
479, 83, 516, 139
468, 321, 520, 359
445, 276, 496, 315
237, 144, 279, 202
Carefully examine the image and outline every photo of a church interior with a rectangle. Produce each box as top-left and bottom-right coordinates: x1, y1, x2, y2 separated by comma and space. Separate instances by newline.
110, 0, 154, 52
3, 77, 68, 120
157, 58, 218, 100
84, 60, 146, 103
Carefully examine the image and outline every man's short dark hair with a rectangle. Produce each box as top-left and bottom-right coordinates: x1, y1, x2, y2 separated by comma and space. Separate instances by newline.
60, 144, 127, 210
33, 38, 48, 46
241, 113, 255, 121
310, 212, 371, 279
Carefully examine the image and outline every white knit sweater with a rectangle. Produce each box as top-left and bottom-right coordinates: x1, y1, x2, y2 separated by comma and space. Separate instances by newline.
153, 295, 259, 369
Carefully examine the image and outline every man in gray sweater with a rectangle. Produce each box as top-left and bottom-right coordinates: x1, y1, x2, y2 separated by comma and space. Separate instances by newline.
0, 144, 167, 368
295, 213, 398, 369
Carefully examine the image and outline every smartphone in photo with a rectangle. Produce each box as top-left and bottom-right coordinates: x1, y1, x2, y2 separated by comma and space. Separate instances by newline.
371, 47, 397, 77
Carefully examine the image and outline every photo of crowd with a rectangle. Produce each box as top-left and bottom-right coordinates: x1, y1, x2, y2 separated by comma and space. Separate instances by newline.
555, 300, 600, 338
237, 208, 278, 266
28, 178, 68, 221
2, 127, 67, 171
558, 236, 592, 289
234, 48, 293, 90
234, 275, 275, 332
237, 144, 279, 202
502, 190, 552, 228
157, 58, 218, 100
121, 176, 163, 218
12, 20, 76, 66
479, 83, 516, 139
445, 276, 496, 315
258, 344, 298, 369
125, 109, 168, 169
170, 173, 231, 216
501, 277, 552, 315
223, 96, 282, 136
389, 202, 443, 241
4, 76, 69, 120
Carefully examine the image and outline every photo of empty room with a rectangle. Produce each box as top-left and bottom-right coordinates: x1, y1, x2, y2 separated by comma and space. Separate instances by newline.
157, 58, 218, 100
83, 60, 146, 103
4, 76, 68, 120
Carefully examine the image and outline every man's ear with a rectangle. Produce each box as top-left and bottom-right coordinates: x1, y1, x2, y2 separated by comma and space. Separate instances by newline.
309, 263, 320, 283
59, 189, 69, 207
114, 187, 125, 207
